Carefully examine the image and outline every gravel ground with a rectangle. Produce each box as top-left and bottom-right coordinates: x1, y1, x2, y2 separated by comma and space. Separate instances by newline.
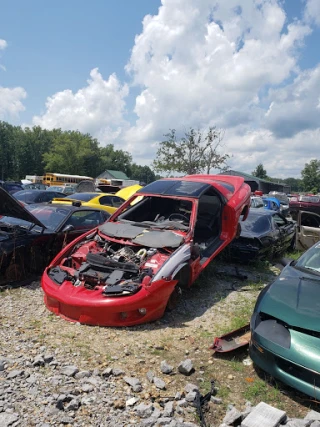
0, 259, 317, 426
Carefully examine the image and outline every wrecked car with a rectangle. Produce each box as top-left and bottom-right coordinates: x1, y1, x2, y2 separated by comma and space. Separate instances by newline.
41, 175, 251, 326
250, 241, 320, 400
0, 187, 110, 286
268, 191, 290, 215
289, 194, 320, 216
262, 197, 281, 212
224, 209, 296, 262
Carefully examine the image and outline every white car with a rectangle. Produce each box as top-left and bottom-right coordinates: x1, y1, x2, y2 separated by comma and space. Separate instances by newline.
250, 196, 264, 208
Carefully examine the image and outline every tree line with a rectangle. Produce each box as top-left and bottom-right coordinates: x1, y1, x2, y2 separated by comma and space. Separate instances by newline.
0, 121, 158, 184
1, 120, 318, 193
252, 162, 320, 193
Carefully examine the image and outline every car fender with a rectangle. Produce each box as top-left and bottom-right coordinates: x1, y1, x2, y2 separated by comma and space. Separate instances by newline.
152, 244, 191, 283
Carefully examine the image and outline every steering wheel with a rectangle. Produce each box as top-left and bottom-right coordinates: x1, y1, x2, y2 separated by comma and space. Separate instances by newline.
168, 213, 189, 223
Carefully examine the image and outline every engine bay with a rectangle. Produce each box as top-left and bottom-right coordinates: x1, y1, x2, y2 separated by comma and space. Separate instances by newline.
47, 232, 170, 296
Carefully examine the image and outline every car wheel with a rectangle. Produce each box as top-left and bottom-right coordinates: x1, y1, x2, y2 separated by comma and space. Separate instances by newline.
166, 286, 182, 312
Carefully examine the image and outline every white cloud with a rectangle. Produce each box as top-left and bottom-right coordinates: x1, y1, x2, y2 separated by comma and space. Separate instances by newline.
264, 65, 320, 137
304, 0, 320, 26
226, 127, 320, 178
0, 39, 7, 50
30, 0, 320, 178
32, 68, 130, 145
124, 0, 312, 166
0, 86, 26, 119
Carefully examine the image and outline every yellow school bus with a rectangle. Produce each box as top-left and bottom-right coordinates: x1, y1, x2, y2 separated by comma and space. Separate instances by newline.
43, 173, 94, 186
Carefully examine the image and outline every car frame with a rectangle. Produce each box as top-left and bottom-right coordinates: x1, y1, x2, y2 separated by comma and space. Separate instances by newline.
41, 175, 251, 327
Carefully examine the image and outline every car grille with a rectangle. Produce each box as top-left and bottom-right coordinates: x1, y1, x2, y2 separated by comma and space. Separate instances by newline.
276, 356, 320, 389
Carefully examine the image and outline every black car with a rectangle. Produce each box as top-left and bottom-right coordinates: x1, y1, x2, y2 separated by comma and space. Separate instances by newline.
0, 187, 110, 285
225, 209, 296, 261
0, 181, 24, 194
14, 190, 66, 204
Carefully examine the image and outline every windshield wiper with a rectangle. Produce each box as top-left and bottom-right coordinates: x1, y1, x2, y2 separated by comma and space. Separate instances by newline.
295, 266, 320, 278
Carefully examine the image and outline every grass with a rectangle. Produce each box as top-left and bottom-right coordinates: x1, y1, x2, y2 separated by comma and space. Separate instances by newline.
243, 378, 282, 405
285, 249, 304, 260
218, 296, 254, 335
229, 358, 245, 373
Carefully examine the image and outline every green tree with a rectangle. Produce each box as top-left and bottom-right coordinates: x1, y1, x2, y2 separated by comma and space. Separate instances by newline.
129, 163, 156, 184
43, 131, 101, 177
153, 127, 228, 175
301, 159, 320, 193
99, 144, 132, 177
252, 163, 268, 179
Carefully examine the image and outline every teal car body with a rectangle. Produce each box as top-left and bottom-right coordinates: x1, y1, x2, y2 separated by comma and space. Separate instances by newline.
250, 242, 320, 399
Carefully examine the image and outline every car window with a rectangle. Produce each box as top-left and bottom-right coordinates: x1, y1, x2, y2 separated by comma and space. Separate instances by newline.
272, 214, 286, 227
110, 196, 124, 207
301, 213, 320, 228
64, 210, 104, 228
241, 214, 271, 233
40, 192, 55, 202
99, 196, 112, 206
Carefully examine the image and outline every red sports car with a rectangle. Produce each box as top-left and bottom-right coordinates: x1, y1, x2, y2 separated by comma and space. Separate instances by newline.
42, 175, 251, 326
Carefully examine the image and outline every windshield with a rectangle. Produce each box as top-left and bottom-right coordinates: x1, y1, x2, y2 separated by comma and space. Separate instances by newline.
67, 193, 96, 202
14, 191, 38, 203
241, 213, 271, 234
295, 243, 320, 274
0, 205, 69, 232
48, 186, 64, 192
299, 195, 320, 203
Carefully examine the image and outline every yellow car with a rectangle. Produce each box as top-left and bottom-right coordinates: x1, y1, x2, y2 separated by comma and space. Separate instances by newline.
116, 184, 142, 200
52, 192, 125, 215
51, 185, 143, 214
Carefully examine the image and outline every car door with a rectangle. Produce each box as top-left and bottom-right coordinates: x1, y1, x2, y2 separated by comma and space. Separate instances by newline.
296, 211, 320, 250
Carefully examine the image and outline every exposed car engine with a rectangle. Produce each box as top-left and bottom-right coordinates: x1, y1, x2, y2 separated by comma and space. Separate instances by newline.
47, 235, 163, 296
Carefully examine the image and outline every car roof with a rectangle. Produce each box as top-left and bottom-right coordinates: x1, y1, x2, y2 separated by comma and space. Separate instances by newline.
136, 176, 244, 199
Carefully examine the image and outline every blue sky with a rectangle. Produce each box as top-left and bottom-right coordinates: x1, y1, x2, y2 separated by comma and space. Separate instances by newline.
1, 0, 320, 178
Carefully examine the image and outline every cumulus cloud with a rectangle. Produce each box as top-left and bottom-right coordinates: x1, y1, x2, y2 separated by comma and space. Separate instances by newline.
0, 86, 27, 119
304, 0, 320, 26
226, 127, 320, 178
33, 68, 130, 145
30, 0, 320, 177
0, 39, 7, 50
124, 0, 311, 163
264, 65, 320, 138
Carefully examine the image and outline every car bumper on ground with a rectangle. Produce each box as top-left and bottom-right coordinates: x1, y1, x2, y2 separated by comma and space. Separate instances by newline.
250, 330, 320, 400
41, 269, 173, 327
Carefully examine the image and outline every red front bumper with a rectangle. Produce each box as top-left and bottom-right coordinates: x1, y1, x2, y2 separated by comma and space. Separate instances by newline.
41, 269, 175, 327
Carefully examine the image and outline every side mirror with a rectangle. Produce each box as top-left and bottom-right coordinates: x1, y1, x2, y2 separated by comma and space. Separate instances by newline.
62, 224, 75, 233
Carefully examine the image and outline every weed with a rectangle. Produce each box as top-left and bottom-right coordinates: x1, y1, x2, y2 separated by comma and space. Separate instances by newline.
285, 249, 303, 260
199, 330, 213, 339
218, 296, 254, 335
216, 384, 230, 400
244, 378, 281, 403
229, 358, 245, 373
